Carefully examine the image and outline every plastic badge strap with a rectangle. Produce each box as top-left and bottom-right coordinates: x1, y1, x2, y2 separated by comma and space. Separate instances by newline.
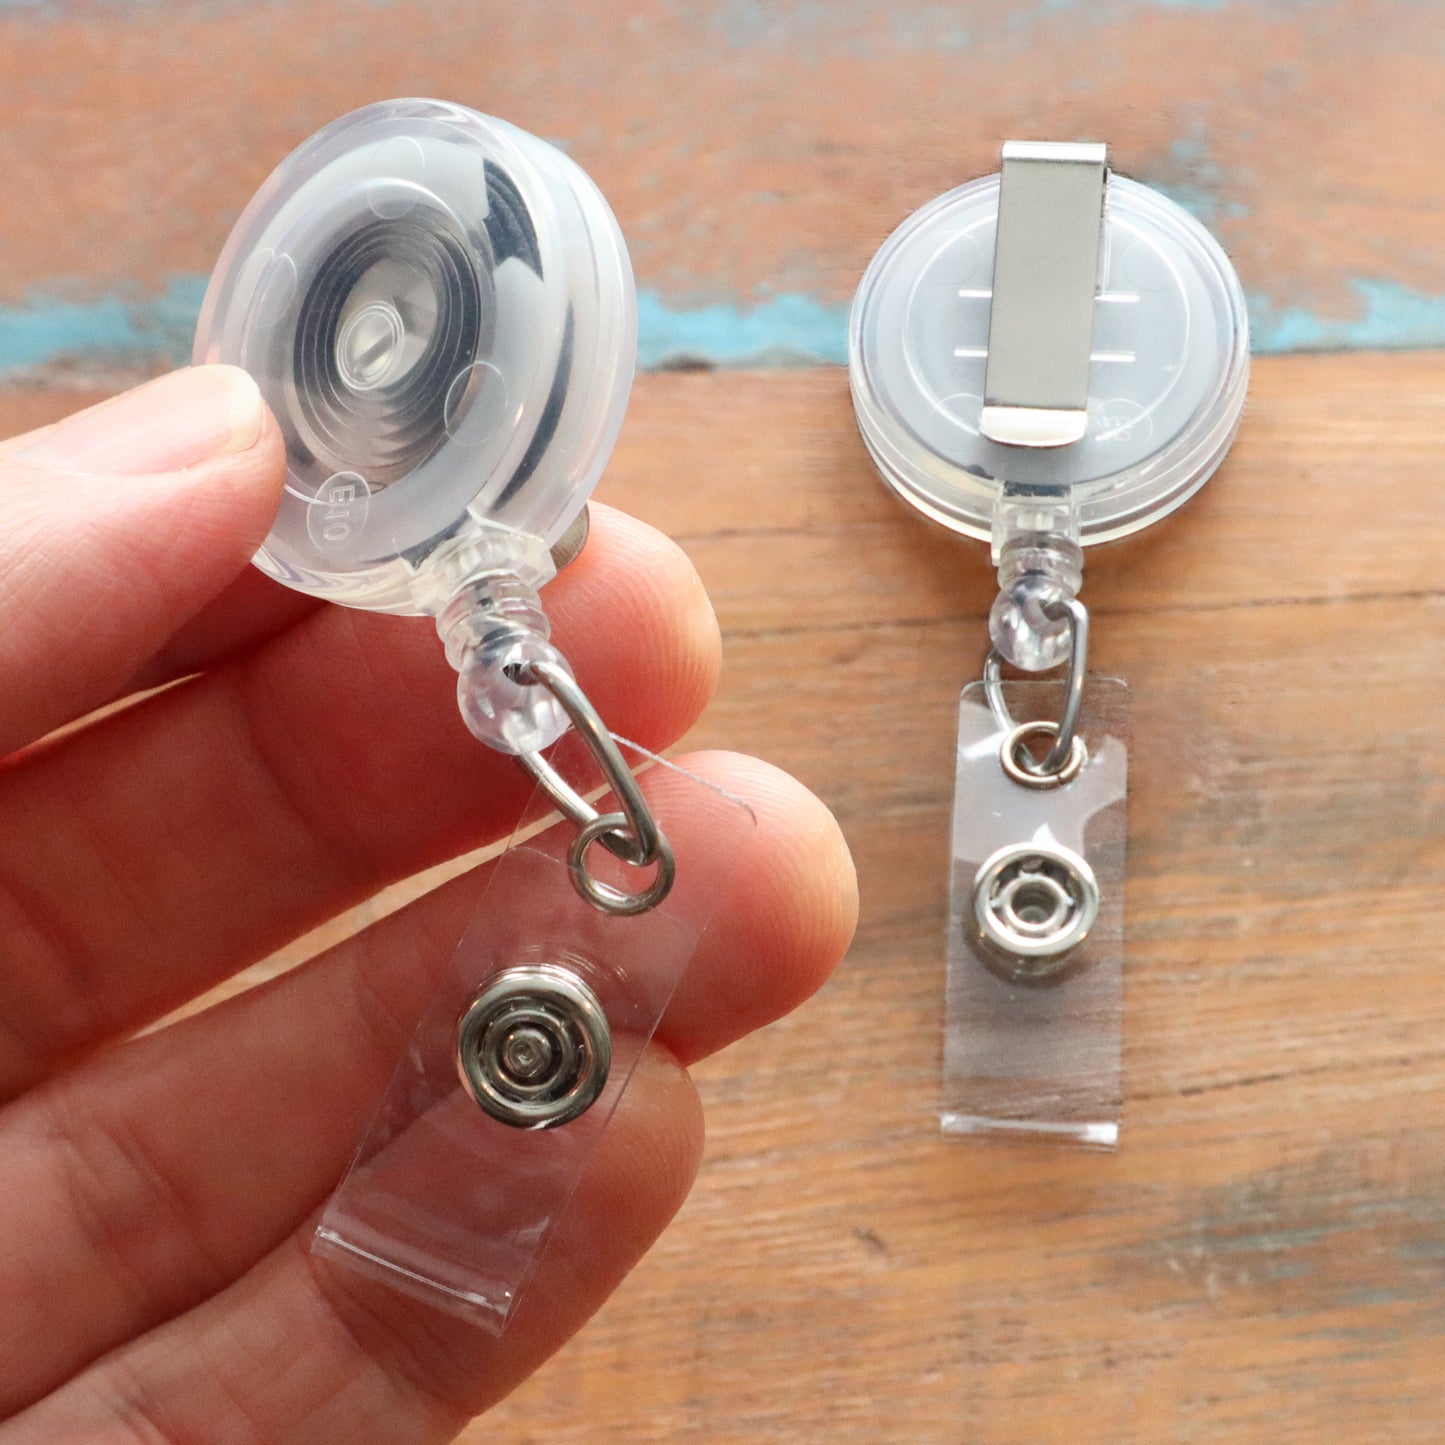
314, 738, 755, 1330
941, 678, 1128, 1148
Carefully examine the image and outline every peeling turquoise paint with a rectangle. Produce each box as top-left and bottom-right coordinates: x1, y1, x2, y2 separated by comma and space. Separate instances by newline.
636, 289, 851, 368
4, 274, 1445, 378
1152, 134, 1229, 229
1250, 279, 1445, 352
1144, 133, 1251, 227
0, 277, 207, 373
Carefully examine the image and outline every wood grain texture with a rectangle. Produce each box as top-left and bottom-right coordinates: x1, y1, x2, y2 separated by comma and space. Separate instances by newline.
6, 357, 1428, 1442
2, 0, 1445, 373
479, 354, 1437, 1443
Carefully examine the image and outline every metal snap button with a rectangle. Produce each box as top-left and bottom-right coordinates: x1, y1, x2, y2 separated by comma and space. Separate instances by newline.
456, 964, 611, 1128
971, 840, 1100, 981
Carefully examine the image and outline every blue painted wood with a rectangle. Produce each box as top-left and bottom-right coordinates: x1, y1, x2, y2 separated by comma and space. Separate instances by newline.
5, 275, 1445, 378
2, 0, 1443, 377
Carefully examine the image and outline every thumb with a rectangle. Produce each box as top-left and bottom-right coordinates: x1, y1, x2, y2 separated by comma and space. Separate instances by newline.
0, 365, 285, 755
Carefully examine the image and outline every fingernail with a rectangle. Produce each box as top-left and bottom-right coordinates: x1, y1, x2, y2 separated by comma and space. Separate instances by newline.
16, 365, 264, 474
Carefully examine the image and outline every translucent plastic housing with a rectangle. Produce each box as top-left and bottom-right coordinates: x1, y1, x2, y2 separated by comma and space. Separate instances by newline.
195, 99, 637, 614
850, 174, 1250, 545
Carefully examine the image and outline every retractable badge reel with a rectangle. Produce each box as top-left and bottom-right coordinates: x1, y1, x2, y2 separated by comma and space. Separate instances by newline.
195, 99, 755, 1324
851, 143, 1249, 1145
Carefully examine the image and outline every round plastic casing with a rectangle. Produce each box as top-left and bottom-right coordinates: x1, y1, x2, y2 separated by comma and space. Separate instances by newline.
195, 99, 636, 614
849, 173, 1250, 546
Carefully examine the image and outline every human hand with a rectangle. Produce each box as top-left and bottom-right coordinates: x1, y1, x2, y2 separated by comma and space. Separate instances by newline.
0, 366, 857, 1443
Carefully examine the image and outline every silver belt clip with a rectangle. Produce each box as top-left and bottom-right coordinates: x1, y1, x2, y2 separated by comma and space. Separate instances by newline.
980, 140, 1108, 449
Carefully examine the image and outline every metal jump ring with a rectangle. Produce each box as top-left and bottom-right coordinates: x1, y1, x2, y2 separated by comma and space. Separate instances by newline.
984, 596, 1090, 782
1000, 720, 1086, 789
568, 811, 677, 916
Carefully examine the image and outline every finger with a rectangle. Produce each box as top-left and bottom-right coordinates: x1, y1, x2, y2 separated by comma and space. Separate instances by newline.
0, 753, 854, 1416
0, 503, 720, 1097
656, 753, 858, 1059
0, 366, 286, 755
6, 1050, 703, 1444
128, 565, 322, 692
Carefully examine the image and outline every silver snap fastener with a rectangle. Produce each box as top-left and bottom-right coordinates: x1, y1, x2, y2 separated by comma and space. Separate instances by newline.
456, 964, 611, 1129
972, 841, 1100, 981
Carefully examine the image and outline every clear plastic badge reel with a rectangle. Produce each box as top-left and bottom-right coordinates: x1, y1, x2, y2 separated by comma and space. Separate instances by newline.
850, 142, 1250, 1145
195, 99, 750, 1326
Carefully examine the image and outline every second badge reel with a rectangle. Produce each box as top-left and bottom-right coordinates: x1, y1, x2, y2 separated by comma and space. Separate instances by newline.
852, 141, 1250, 1145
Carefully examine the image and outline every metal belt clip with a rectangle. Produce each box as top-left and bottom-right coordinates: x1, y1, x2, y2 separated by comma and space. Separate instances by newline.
980, 140, 1108, 449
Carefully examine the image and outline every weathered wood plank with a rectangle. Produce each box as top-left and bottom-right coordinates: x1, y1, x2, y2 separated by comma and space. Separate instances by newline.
2, 0, 1445, 377
490, 358, 1442, 1442
1, 355, 1441, 1441
7, 353, 1445, 625
601, 356, 1445, 631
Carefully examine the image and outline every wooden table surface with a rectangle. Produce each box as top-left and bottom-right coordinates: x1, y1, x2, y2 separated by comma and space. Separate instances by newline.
3, 3, 1444, 1441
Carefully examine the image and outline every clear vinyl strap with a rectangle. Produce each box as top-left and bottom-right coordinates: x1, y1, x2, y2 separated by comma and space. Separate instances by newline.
941, 676, 1129, 1148
314, 733, 755, 1330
